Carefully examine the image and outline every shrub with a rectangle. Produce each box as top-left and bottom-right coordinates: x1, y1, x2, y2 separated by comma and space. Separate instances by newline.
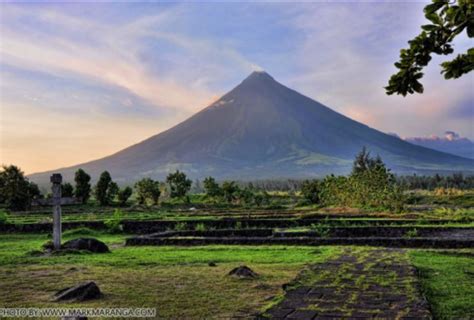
404, 228, 418, 238
174, 222, 187, 231
0, 210, 8, 224
310, 223, 330, 238
195, 223, 206, 232
104, 209, 123, 233
301, 180, 321, 204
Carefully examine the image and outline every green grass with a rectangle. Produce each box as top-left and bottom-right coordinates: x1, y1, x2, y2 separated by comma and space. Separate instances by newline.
409, 250, 474, 319
0, 232, 340, 319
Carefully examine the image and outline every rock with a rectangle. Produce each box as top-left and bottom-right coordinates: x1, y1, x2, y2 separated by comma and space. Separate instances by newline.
208, 261, 217, 267
62, 238, 110, 253
228, 265, 258, 279
54, 281, 102, 302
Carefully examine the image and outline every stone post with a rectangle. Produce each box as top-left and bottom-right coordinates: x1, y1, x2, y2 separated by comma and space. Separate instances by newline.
50, 173, 62, 250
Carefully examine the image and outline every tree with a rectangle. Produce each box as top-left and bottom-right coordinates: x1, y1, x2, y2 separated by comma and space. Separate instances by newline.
386, 0, 473, 96
221, 181, 240, 203
117, 186, 133, 206
107, 181, 119, 203
62, 183, 74, 197
0, 165, 39, 211
203, 176, 222, 198
166, 170, 192, 199
74, 169, 91, 204
352, 147, 384, 175
134, 178, 161, 205
94, 171, 115, 206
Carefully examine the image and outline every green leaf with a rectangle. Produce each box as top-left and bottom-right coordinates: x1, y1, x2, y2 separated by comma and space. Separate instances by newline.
468, 22, 474, 38
425, 12, 443, 25
424, 2, 445, 15
421, 24, 439, 31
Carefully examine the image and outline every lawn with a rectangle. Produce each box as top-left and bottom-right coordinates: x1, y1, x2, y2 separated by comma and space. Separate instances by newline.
409, 249, 474, 319
1, 232, 473, 319
0, 233, 340, 319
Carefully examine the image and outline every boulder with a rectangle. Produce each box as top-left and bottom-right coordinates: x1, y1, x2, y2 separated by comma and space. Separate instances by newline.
228, 265, 258, 279
208, 261, 217, 267
54, 281, 102, 302
62, 238, 109, 253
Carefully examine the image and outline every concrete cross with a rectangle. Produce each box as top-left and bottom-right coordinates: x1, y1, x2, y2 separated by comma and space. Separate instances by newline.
50, 173, 63, 250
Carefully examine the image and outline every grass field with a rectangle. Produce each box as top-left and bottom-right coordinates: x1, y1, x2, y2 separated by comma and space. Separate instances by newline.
0, 232, 472, 319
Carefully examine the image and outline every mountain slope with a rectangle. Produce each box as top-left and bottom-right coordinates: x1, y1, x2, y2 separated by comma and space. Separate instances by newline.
29, 71, 474, 185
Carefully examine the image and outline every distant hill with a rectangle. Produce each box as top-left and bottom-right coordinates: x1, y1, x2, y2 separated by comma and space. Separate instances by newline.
404, 132, 474, 160
29, 71, 474, 186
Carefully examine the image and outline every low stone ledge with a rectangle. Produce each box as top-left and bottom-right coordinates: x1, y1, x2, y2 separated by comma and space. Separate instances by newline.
125, 236, 474, 248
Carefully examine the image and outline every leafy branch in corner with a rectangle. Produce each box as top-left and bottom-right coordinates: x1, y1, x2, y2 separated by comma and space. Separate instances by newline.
385, 0, 473, 96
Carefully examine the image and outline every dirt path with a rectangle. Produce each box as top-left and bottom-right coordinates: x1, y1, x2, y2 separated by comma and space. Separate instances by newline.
261, 248, 431, 319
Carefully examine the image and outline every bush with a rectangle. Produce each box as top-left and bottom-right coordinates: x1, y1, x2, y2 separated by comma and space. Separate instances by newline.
195, 223, 206, 232
312, 149, 405, 212
174, 222, 187, 231
0, 210, 8, 224
301, 180, 321, 204
104, 209, 123, 233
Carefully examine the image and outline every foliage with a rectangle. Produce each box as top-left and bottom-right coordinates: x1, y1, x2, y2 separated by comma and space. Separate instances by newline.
386, 0, 473, 96
0, 210, 8, 224
166, 170, 192, 199
315, 149, 405, 211
404, 228, 419, 238
107, 181, 119, 203
301, 180, 321, 204
221, 181, 240, 203
173, 222, 187, 231
397, 173, 474, 190
0, 165, 40, 211
195, 223, 206, 232
94, 171, 116, 206
237, 187, 254, 205
74, 168, 91, 204
134, 178, 161, 205
203, 176, 222, 198
61, 182, 74, 197
117, 186, 133, 206
310, 223, 330, 238
104, 209, 123, 233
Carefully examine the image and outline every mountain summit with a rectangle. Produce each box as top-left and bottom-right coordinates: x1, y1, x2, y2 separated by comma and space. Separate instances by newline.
29, 72, 474, 184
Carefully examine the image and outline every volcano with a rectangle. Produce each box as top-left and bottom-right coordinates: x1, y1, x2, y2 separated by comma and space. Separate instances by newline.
29, 71, 474, 185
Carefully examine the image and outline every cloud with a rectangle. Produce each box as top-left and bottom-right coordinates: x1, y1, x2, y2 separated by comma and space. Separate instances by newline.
281, 2, 473, 140
0, 4, 258, 112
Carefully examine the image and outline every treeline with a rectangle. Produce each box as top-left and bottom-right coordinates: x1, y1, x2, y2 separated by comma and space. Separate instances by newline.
396, 173, 474, 190
1, 147, 472, 211
0, 166, 194, 210
195, 173, 474, 192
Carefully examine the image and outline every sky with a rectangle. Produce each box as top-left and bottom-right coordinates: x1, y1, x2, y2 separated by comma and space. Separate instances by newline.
0, 1, 472, 174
